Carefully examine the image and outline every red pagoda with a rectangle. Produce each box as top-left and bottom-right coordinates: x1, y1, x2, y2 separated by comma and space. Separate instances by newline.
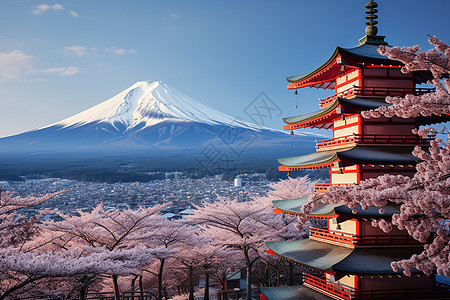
260, 1, 449, 299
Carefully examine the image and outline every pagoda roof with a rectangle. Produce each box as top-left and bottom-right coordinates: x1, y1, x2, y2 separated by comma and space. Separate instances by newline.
286, 43, 431, 90
266, 239, 422, 274
278, 146, 417, 171
272, 197, 400, 218
273, 197, 340, 217
260, 285, 331, 300
286, 43, 401, 90
283, 97, 388, 130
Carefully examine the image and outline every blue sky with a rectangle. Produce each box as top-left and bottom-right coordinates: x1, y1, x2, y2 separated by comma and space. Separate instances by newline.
0, 0, 448, 137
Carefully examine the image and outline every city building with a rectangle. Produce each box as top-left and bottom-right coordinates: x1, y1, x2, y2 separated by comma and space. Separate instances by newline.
261, 1, 449, 299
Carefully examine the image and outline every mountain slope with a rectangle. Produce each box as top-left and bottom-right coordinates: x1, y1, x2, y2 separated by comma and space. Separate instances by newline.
0, 81, 322, 170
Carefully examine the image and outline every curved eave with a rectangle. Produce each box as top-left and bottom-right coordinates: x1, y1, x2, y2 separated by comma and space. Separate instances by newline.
286, 48, 340, 89
283, 97, 389, 130
266, 239, 423, 274
334, 246, 424, 274
273, 197, 399, 218
266, 239, 353, 272
286, 44, 402, 90
278, 148, 345, 171
283, 99, 340, 130
278, 146, 418, 171
272, 197, 340, 217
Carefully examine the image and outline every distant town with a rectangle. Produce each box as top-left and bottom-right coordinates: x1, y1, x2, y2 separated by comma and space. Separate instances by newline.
0, 173, 271, 219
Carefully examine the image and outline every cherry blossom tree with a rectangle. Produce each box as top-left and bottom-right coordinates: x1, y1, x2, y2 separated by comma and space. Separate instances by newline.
141, 219, 194, 300
44, 203, 168, 299
0, 190, 68, 299
264, 176, 315, 201
298, 36, 450, 277
254, 176, 312, 286
190, 197, 292, 300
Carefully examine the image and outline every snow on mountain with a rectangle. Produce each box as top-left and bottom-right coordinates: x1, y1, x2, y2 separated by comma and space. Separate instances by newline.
44, 80, 264, 132
0, 80, 322, 163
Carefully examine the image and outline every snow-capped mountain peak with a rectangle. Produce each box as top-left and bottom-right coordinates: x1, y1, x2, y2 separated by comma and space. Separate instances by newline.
46, 80, 262, 132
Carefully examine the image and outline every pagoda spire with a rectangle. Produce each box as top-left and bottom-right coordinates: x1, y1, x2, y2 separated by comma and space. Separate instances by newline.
358, 0, 387, 46
365, 0, 379, 36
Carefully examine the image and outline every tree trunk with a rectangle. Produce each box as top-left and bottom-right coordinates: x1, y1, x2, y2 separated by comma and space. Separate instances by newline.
0, 277, 38, 300
112, 274, 120, 300
204, 271, 210, 300
276, 267, 280, 286
243, 247, 253, 300
139, 275, 143, 292
264, 261, 269, 286
288, 261, 293, 286
158, 258, 165, 300
188, 266, 194, 300
246, 263, 252, 300
79, 275, 90, 300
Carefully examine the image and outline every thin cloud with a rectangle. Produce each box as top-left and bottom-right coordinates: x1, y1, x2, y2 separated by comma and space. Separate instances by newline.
29, 66, 79, 76
0, 50, 78, 81
105, 47, 136, 55
70, 11, 79, 18
64, 45, 89, 56
170, 12, 179, 19
32, 4, 64, 15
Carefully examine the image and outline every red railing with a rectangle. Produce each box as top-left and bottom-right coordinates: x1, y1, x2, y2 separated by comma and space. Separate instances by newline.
354, 234, 421, 246
354, 86, 435, 97
310, 227, 355, 245
318, 86, 435, 109
316, 135, 356, 149
303, 273, 353, 300
304, 273, 446, 300
316, 134, 431, 150
314, 183, 350, 193
320, 87, 355, 108
310, 227, 421, 246
314, 183, 331, 193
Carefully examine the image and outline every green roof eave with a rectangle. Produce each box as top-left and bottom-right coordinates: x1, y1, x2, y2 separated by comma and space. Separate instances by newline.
278, 146, 418, 169
282, 97, 389, 126
283, 98, 340, 125
272, 197, 341, 216
286, 47, 340, 83
273, 197, 400, 217
286, 43, 401, 84
272, 197, 309, 215
266, 239, 424, 274
277, 148, 346, 168
266, 239, 353, 272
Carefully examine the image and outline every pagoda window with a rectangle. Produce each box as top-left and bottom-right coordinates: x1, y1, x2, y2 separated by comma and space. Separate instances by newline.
330, 165, 359, 185
333, 114, 361, 139
329, 217, 357, 235
336, 69, 361, 94
326, 273, 357, 290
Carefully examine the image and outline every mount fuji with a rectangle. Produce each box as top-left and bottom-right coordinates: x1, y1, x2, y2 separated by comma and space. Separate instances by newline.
0, 81, 320, 170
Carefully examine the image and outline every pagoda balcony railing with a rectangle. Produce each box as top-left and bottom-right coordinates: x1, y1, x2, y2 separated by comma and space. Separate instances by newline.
319, 86, 435, 108
353, 86, 435, 98
314, 183, 350, 193
310, 227, 421, 246
315, 183, 331, 193
303, 273, 353, 300
319, 87, 355, 108
304, 273, 443, 300
310, 227, 355, 246
316, 134, 431, 150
